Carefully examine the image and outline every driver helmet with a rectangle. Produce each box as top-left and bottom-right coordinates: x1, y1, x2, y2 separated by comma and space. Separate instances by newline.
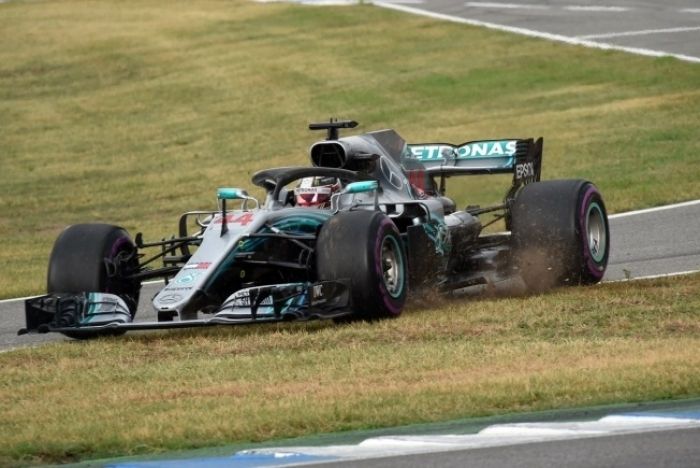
294, 176, 341, 208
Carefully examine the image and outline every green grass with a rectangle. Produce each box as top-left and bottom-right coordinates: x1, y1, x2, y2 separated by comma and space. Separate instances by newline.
2, 275, 700, 464
1, 0, 699, 298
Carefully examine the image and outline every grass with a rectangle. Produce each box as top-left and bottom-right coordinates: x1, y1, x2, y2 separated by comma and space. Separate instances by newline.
1, 0, 699, 298
2, 274, 700, 464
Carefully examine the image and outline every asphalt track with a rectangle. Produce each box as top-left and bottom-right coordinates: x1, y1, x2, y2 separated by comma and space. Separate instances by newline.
100, 401, 700, 467
310, 427, 700, 468
376, 0, 700, 62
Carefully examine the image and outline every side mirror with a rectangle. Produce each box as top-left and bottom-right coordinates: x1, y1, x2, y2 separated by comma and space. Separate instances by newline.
217, 188, 249, 200
344, 180, 378, 194
332, 180, 380, 212
216, 188, 258, 237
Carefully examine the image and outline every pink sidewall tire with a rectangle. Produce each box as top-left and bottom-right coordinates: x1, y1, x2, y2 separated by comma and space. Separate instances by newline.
316, 210, 408, 320
511, 180, 610, 292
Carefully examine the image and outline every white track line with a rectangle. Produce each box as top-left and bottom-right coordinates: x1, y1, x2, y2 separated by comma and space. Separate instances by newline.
608, 199, 700, 219
0, 296, 40, 305
579, 26, 700, 40
0, 279, 164, 305
373, 2, 700, 63
606, 269, 700, 283
465, 2, 630, 11
465, 2, 549, 9
564, 6, 629, 12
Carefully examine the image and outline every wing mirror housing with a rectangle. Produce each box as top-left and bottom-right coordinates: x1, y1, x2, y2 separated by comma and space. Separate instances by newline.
344, 180, 378, 194
217, 188, 249, 200
216, 188, 258, 236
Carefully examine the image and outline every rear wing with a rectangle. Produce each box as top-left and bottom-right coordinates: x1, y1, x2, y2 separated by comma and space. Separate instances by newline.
407, 137, 542, 186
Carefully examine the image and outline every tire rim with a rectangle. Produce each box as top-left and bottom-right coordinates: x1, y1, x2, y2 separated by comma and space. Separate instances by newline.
586, 202, 607, 263
381, 236, 405, 298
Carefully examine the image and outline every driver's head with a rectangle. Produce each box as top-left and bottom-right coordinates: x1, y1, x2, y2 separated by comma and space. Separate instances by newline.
294, 176, 341, 208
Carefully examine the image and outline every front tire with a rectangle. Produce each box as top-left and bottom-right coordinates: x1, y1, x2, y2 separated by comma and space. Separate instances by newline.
47, 223, 141, 338
511, 180, 609, 291
316, 210, 408, 320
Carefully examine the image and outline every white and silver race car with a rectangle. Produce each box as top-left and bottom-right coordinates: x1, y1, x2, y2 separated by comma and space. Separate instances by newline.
20, 120, 609, 338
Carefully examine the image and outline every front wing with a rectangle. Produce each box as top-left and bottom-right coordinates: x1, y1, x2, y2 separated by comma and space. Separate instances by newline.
18, 281, 351, 335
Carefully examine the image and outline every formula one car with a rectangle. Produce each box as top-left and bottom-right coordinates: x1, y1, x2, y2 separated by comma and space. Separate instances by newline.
20, 120, 609, 338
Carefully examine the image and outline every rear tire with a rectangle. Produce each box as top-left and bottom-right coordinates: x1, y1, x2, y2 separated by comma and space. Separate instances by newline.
511, 180, 609, 292
316, 210, 408, 320
47, 223, 141, 338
